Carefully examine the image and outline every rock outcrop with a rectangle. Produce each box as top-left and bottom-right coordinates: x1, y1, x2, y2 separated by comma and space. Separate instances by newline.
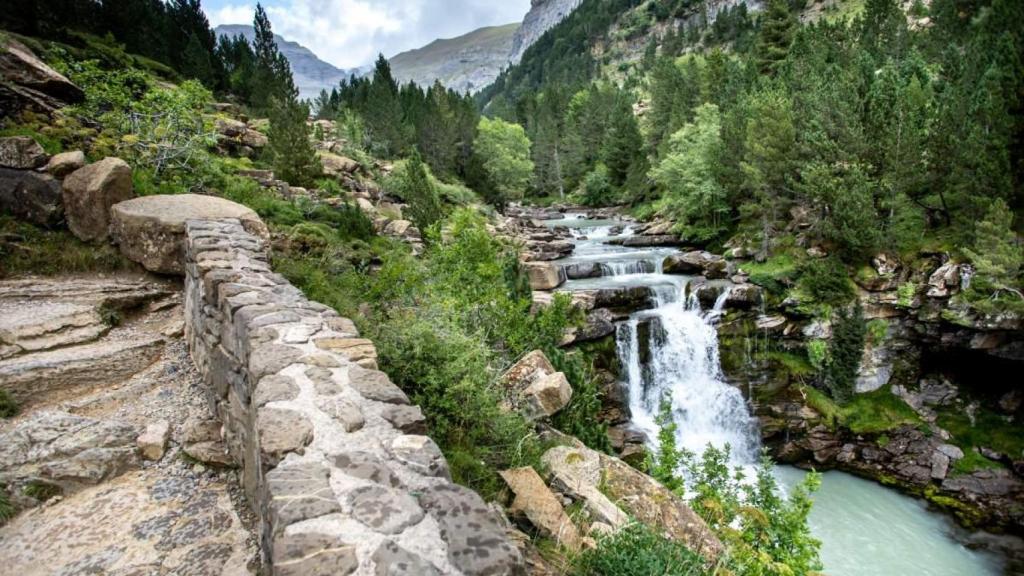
509, 0, 585, 64
541, 444, 725, 561
62, 157, 134, 242
0, 38, 84, 115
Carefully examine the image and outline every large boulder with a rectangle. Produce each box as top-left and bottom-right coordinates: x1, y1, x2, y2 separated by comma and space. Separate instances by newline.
664, 251, 727, 278
0, 136, 48, 169
0, 39, 84, 115
109, 193, 268, 274
320, 153, 359, 176
501, 350, 572, 419
0, 167, 63, 226
523, 261, 566, 290
500, 466, 582, 551
62, 157, 134, 241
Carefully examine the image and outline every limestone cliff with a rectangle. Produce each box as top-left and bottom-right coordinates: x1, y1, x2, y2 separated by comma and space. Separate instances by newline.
509, 0, 585, 64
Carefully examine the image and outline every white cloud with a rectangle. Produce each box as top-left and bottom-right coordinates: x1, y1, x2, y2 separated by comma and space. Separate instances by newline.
206, 0, 530, 69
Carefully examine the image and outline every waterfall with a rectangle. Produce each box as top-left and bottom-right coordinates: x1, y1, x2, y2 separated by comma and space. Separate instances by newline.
617, 281, 760, 465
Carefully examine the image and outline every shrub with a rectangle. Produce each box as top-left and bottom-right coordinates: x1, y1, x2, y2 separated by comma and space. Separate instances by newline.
573, 522, 708, 576
0, 390, 18, 418
799, 257, 855, 305
0, 489, 12, 525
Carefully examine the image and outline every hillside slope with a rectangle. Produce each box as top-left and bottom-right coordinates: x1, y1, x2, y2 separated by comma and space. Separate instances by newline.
390, 23, 518, 94
215, 24, 359, 100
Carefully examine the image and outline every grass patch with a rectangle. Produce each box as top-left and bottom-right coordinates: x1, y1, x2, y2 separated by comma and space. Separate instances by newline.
22, 481, 61, 502
839, 386, 921, 434
951, 449, 1002, 475
0, 125, 63, 154
743, 253, 800, 296
801, 385, 840, 429
801, 385, 920, 434
0, 216, 135, 277
0, 390, 18, 418
937, 406, 1024, 464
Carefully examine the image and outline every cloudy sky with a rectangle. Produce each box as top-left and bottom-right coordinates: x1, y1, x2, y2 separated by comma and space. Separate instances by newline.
204, 0, 531, 69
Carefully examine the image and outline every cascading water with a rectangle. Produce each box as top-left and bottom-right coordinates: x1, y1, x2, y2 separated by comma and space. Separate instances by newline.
542, 212, 1009, 575
617, 281, 760, 464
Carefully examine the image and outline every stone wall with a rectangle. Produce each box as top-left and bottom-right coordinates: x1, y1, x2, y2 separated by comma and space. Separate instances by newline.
183, 218, 523, 575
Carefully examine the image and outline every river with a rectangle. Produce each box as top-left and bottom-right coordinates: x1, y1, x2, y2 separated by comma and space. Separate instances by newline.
543, 213, 1006, 576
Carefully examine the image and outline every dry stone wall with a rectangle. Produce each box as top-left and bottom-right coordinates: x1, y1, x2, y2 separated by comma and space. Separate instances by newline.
183, 218, 523, 575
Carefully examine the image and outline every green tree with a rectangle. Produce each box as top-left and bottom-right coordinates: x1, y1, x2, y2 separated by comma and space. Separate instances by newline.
801, 163, 881, 263
602, 97, 648, 196
755, 0, 797, 75
402, 152, 444, 233
181, 33, 214, 85
250, 3, 293, 111
652, 103, 729, 243
268, 98, 322, 187
825, 305, 866, 403
363, 54, 408, 157
645, 396, 685, 493
473, 117, 534, 205
963, 200, 1024, 310
740, 89, 797, 258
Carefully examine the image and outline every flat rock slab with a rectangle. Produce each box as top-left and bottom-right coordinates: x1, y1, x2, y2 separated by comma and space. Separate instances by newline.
110, 194, 268, 274
0, 333, 164, 407
0, 410, 137, 492
0, 276, 177, 309
0, 300, 108, 359
0, 470, 253, 576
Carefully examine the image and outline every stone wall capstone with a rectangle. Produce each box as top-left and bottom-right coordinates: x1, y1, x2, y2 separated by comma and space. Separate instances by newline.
183, 218, 524, 575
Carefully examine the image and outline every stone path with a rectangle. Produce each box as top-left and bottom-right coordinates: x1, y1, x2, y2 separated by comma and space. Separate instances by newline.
0, 274, 258, 574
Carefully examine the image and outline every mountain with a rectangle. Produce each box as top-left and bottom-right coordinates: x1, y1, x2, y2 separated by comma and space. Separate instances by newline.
214, 24, 360, 101
389, 24, 518, 94
388, 0, 585, 94
509, 0, 585, 64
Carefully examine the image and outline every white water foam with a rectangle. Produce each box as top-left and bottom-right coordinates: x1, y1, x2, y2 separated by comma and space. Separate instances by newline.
617, 281, 759, 465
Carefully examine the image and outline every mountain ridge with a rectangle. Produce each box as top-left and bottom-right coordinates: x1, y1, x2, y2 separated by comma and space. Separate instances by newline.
389, 23, 519, 94
214, 24, 361, 101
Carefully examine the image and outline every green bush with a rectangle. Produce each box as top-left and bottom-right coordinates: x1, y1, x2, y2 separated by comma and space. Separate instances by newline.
799, 257, 855, 305
0, 390, 18, 418
0, 489, 12, 525
573, 522, 708, 576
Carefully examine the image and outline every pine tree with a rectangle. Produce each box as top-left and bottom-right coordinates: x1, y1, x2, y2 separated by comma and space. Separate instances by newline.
268, 98, 322, 187
250, 3, 293, 111
181, 33, 214, 85
741, 89, 797, 258
755, 0, 797, 75
963, 199, 1024, 306
363, 54, 408, 157
602, 98, 646, 190
403, 151, 444, 233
